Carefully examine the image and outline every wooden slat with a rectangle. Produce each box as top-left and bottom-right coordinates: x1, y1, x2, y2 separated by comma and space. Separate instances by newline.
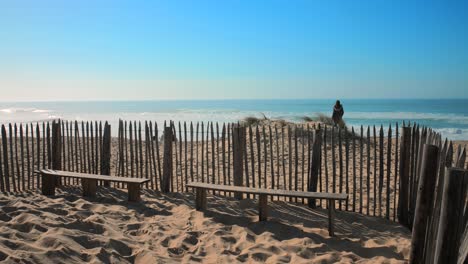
36, 123, 41, 188
138, 122, 144, 180
232, 125, 244, 199
195, 122, 199, 182
184, 122, 188, 191
129, 121, 134, 177
60, 122, 66, 184
86, 121, 91, 173
190, 122, 194, 184
221, 124, 226, 195
288, 126, 293, 201
10, 124, 17, 192
366, 126, 371, 215
149, 121, 158, 189
249, 125, 255, 189
307, 125, 311, 200
20, 124, 25, 190
359, 125, 363, 214
270, 126, 275, 201
43, 123, 47, 169
379, 125, 384, 217
144, 122, 150, 188
97, 121, 101, 176
386, 125, 392, 219
351, 127, 356, 212
331, 127, 336, 194
345, 127, 350, 211
155, 122, 162, 186
275, 125, 280, 192
216, 123, 220, 186
338, 127, 343, 210
294, 126, 298, 202
264, 126, 269, 194
2, 125, 10, 192
201, 122, 205, 182
324, 126, 329, 208
0, 126, 5, 192
243, 126, 250, 199
281, 125, 286, 200
211, 122, 215, 186
173, 123, 179, 192
187, 182, 348, 200
90, 122, 95, 174
26, 124, 30, 189
47, 122, 51, 168
373, 125, 377, 216
179, 122, 184, 190
227, 123, 232, 188
132, 121, 139, 179
16, 124, 22, 190
161, 125, 173, 192
205, 122, 209, 189
394, 122, 399, 221
66, 121, 71, 173
257, 126, 262, 189
31, 123, 35, 188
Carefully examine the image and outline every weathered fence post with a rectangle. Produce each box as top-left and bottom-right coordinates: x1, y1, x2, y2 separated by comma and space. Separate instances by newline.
232, 124, 245, 199
161, 125, 173, 193
51, 120, 62, 186
434, 167, 467, 264
409, 144, 439, 264
398, 126, 411, 227
100, 122, 111, 187
308, 129, 322, 208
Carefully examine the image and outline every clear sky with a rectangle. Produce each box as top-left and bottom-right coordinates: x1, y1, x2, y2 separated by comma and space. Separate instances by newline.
1, 0, 467, 101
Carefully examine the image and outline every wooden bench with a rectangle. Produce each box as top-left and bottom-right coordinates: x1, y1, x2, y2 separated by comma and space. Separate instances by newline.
39, 169, 150, 202
186, 182, 348, 236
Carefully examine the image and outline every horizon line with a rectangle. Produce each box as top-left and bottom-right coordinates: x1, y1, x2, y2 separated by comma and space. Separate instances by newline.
1, 98, 468, 103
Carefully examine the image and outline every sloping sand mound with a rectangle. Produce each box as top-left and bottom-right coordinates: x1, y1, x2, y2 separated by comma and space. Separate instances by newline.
0, 188, 410, 263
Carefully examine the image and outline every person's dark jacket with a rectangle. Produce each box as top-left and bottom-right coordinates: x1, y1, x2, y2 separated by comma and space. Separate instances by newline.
332, 105, 344, 124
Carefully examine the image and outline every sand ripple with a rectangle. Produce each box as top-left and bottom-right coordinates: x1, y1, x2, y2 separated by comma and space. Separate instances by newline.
0, 187, 410, 263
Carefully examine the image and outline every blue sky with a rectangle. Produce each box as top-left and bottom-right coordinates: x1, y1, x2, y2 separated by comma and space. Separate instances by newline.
0, 0, 467, 100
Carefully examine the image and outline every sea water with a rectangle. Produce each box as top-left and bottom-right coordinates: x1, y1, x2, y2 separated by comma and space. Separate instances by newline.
0, 99, 467, 140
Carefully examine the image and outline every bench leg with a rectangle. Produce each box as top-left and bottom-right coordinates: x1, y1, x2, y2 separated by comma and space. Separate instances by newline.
41, 174, 56, 196
328, 199, 335, 236
128, 183, 141, 202
195, 188, 207, 211
82, 179, 97, 197
259, 194, 268, 221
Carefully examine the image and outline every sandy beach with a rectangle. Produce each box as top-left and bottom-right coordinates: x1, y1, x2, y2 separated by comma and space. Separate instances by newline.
0, 186, 410, 263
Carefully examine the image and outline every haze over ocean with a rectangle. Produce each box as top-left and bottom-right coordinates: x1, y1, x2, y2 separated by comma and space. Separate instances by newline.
0, 99, 467, 140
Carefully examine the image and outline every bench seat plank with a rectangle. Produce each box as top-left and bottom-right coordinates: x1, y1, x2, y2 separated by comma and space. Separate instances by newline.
188, 182, 347, 236
40, 169, 150, 184
187, 182, 347, 200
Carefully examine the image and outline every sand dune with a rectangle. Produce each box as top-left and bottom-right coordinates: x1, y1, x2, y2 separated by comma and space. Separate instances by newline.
0, 187, 409, 263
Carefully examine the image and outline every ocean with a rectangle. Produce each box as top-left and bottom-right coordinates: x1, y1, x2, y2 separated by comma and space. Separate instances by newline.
0, 99, 467, 140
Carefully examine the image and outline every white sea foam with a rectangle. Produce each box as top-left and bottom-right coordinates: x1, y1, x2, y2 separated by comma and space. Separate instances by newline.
0, 108, 467, 140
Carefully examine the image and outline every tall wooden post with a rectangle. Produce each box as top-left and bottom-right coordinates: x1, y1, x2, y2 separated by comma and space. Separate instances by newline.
308, 129, 322, 208
51, 120, 62, 186
398, 126, 411, 227
409, 144, 439, 264
232, 124, 245, 199
100, 122, 111, 187
434, 167, 467, 264
161, 125, 173, 193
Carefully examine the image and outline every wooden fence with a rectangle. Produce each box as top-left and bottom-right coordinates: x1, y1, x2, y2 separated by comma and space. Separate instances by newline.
406, 128, 467, 264
1, 120, 465, 220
